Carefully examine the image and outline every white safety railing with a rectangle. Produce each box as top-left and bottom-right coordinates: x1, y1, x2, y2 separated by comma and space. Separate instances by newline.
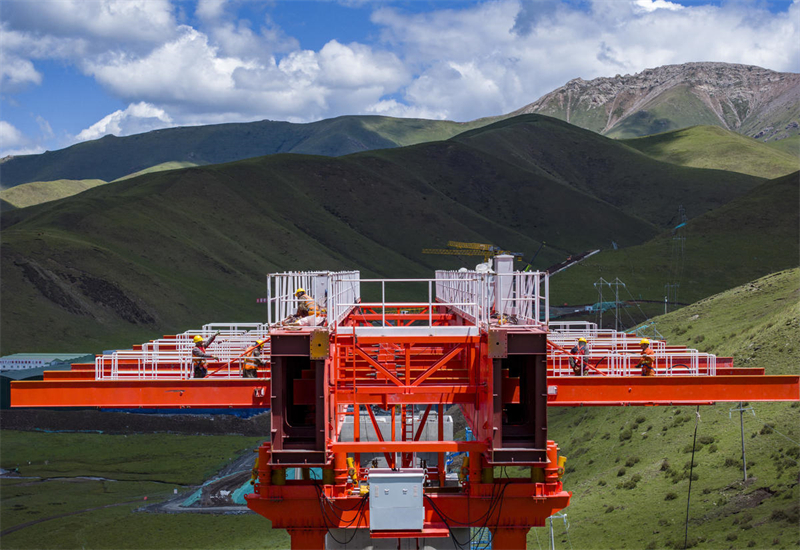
494, 271, 549, 325
548, 329, 717, 377
435, 269, 549, 328
96, 325, 271, 380
435, 270, 489, 325
328, 271, 361, 327
266, 271, 360, 326
334, 277, 484, 331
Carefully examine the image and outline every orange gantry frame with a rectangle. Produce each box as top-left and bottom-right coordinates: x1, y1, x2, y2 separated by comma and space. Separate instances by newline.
10, 265, 799, 549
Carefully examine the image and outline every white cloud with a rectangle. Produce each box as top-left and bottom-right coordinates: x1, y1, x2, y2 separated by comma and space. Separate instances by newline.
75, 102, 175, 142
370, 0, 800, 121
0, 121, 26, 148
0, 121, 45, 158
633, 0, 684, 13
196, 0, 227, 21
2, 0, 799, 149
0, 51, 42, 91
35, 116, 54, 140
0, 0, 177, 44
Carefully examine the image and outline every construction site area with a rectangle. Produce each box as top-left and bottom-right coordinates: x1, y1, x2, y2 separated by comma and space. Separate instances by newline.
6, 257, 799, 550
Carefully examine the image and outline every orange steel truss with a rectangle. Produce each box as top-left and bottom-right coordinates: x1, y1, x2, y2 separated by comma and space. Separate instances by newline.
9, 267, 799, 550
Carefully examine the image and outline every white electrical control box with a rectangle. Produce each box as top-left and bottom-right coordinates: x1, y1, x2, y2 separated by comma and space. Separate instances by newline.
368, 468, 425, 531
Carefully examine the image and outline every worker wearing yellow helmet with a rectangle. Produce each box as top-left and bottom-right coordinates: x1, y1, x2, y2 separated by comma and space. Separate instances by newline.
283, 287, 325, 326
637, 338, 656, 376
241, 339, 267, 378
569, 337, 590, 376
192, 331, 220, 378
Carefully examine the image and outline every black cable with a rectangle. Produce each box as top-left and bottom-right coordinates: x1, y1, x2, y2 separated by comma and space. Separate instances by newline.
684, 406, 700, 550
312, 479, 368, 545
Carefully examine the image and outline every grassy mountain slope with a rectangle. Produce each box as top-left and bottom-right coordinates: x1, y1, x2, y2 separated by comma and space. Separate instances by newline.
453, 116, 764, 226
551, 171, 800, 308
112, 161, 199, 182
766, 136, 800, 157
1, 115, 762, 355
605, 84, 726, 139
0, 116, 492, 188
622, 126, 799, 179
533, 269, 800, 549
0, 179, 107, 209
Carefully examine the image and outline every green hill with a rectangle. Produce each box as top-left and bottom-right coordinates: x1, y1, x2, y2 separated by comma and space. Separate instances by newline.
1, 115, 765, 355
453, 117, 763, 227
112, 161, 199, 182
0, 115, 493, 188
0, 179, 107, 209
534, 268, 800, 549
766, 136, 800, 157
551, 171, 800, 309
622, 126, 799, 179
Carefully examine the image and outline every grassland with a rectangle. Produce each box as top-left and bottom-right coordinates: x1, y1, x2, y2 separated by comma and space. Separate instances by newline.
0, 431, 289, 549
551, 171, 799, 308
0, 115, 501, 188
765, 136, 800, 157
622, 126, 799, 179
606, 85, 726, 139
112, 161, 199, 182
0, 179, 107, 209
2, 115, 766, 355
528, 268, 800, 549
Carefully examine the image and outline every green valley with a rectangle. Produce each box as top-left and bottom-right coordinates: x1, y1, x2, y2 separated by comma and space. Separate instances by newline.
0, 115, 766, 355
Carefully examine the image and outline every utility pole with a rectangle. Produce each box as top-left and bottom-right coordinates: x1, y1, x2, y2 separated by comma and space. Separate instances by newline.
594, 277, 608, 329
730, 402, 755, 481
594, 278, 626, 331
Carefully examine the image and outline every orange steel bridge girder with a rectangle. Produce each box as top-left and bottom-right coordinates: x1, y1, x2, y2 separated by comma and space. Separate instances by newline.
10, 375, 798, 408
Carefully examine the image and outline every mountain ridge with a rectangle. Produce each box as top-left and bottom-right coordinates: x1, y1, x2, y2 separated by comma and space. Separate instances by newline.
512, 62, 800, 140
1, 115, 765, 355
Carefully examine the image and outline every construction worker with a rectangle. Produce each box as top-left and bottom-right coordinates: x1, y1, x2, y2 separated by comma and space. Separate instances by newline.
284, 288, 324, 326
569, 337, 589, 376
637, 338, 656, 376
192, 332, 219, 378
241, 339, 267, 378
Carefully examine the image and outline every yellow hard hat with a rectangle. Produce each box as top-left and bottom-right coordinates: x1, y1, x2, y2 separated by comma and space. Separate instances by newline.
578, 337, 587, 343
640, 338, 650, 345
255, 339, 265, 346
193, 335, 203, 343
295, 288, 305, 294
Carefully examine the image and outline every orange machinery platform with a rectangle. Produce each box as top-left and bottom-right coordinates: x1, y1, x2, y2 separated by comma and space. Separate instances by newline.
10, 267, 799, 549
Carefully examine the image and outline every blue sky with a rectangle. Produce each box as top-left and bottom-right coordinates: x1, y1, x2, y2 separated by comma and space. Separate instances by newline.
1, 0, 798, 157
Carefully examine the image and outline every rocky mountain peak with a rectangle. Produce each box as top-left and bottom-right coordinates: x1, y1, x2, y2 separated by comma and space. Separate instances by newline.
514, 62, 800, 140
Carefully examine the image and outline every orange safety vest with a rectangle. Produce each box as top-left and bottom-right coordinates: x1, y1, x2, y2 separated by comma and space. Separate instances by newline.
640, 346, 656, 376
297, 294, 320, 317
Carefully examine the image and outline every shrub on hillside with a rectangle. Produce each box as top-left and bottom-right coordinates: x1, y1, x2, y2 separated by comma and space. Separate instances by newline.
665, 492, 677, 501
698, 435, 715, 445
619, 429, 633, 442
617, 467, 626, 477
625, 456, 640, 467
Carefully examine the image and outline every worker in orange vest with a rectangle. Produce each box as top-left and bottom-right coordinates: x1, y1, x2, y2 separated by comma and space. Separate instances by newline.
637, 338, 656, 376
284, 288, 325, 326
192, 332, 219, 378
241, 339, 267, 378
569, 337, 589, 376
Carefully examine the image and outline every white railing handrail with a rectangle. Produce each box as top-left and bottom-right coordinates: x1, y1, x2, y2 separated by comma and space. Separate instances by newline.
95, 326, 271, 380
